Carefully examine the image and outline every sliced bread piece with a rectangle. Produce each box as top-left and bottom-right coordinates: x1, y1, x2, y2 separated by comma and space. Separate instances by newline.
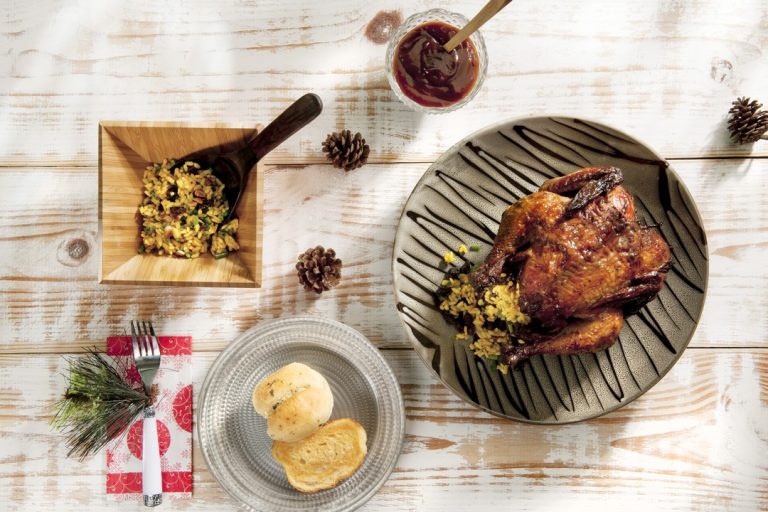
271, 418, 367, 493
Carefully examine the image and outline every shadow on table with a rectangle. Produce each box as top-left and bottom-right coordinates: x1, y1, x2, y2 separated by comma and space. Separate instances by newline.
353, 71, 426, 163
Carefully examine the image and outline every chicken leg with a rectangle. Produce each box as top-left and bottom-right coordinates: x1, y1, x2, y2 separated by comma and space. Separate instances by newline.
501, 309, 624, 367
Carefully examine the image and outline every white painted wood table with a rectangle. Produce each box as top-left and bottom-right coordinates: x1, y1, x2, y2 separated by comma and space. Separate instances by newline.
1, 1, 767, 510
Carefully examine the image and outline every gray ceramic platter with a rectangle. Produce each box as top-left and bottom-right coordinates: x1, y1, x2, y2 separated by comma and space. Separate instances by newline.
392, 117, 708, 424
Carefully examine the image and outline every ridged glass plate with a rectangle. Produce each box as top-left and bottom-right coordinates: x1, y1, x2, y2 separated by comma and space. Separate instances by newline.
392, 116, 708, 424
198, 316, 404, 511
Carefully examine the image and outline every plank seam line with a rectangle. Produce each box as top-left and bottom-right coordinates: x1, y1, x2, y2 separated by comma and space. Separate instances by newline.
0, 155, 767, 169
0, 346, 765, 357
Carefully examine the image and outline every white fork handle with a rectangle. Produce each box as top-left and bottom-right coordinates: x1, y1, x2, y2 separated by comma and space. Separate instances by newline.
142, 406, 163, 507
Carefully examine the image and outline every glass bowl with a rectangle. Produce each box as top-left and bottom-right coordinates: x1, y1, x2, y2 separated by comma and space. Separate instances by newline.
385, 9, 488, 114
197, 316, 405, 511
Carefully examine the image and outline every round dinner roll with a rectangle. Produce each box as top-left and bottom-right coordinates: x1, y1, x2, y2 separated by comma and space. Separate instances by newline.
252, 362, 331, 418
252, 362, 334, 442
267, 386, 334, 442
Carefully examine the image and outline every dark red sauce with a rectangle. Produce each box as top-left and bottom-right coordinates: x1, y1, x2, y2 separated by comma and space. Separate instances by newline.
393, 21, 480, 108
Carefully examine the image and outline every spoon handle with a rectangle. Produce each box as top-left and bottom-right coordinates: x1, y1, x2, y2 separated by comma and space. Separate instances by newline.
443, 0, 513, 53
249, 93, 324, 162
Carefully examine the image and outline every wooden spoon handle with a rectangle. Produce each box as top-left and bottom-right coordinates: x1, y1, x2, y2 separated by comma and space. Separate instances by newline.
249, 93, 323, 162
443, 0, 513, 53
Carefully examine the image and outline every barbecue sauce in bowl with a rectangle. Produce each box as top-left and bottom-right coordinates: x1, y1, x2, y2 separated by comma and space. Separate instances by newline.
393, 21, 480, 108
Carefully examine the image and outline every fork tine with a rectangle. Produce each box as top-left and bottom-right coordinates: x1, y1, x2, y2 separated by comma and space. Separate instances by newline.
130, 321, 142, 360
143, 322, 153, 357
145, 321, 161, 357
149, 322, 162, 356
137, 320, 149, 356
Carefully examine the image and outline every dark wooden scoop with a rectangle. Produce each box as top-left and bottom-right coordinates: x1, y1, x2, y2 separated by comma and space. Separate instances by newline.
173, 93, 323, 218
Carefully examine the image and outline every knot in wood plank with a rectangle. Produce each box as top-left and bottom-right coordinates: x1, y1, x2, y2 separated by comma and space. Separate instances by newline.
56, 232, 94, 267
67, 238, 89, 260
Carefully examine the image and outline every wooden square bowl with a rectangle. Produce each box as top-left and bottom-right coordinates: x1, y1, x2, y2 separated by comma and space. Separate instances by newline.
98, 121, 263, 287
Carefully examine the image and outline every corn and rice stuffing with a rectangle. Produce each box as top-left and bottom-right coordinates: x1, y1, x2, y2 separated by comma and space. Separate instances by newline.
138, 159, 240, 259
437, 257, 530, 373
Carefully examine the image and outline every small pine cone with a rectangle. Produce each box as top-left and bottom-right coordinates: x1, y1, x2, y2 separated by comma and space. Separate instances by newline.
322, 130, 370, 171
296, 246, 342, 294
727, 96, 768, 144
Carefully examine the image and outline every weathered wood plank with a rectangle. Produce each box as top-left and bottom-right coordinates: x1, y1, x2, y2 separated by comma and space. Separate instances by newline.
1, 0, 766, 166
0, 158, 766, 352
0, 162, 424, 351
0, 349, 765, 511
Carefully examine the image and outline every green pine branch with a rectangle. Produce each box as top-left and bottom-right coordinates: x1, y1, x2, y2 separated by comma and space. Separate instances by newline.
51, 348, 150, 461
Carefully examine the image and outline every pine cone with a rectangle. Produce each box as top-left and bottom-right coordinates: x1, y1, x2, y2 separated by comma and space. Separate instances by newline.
296, 246, 342, 294
322, 130, 370, 171
727, 96, 768, 144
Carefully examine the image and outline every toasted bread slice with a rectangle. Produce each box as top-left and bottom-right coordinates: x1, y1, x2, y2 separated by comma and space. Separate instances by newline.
272, 418, 367, 493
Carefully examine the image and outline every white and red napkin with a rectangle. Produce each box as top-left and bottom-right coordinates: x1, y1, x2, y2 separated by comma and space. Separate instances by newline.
105, 335, 193, 502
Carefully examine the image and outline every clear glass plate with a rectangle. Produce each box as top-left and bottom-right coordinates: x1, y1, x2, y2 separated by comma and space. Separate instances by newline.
198, 316, 405, 511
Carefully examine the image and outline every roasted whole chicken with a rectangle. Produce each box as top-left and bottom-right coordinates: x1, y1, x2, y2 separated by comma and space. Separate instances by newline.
470, 166, 671, 366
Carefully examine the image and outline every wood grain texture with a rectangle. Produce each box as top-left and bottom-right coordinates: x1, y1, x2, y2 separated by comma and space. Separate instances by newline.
0, 159, 765, 353
1, 0, 767, 166
2, 1, 767, 509
99, 122, 263, 287
0, 348, 765, 511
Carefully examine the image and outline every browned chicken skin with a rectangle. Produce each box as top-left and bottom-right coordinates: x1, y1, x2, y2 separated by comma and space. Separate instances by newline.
469, 167, 671, 366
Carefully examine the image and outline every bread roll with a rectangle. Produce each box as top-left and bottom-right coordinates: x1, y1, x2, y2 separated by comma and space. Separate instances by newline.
267, 386, 333, 442
272, 418, 367, 493
252, 362, 333, 442
252, 362, 331, 418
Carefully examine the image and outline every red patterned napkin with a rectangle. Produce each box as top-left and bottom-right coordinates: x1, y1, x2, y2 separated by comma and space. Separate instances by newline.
105, 336, 193, 501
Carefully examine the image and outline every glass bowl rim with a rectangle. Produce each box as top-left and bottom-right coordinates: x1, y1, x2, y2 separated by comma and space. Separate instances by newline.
385, 8, 489, 115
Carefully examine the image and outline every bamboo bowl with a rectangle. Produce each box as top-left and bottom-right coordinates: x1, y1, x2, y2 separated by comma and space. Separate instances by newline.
98, 121, 263, 287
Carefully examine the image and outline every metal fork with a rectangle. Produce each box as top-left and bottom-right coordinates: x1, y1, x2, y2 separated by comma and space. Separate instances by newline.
131, 321, 163, 507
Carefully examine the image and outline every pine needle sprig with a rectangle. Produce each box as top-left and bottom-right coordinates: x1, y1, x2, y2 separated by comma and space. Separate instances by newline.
52, 348, 150, 461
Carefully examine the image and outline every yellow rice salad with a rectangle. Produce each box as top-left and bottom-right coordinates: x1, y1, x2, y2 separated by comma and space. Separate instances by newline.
437, 269, 530, 373
138, 159, 240, 259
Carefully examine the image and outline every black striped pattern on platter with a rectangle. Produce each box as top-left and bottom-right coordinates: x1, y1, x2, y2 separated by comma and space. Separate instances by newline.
392, 117, 708, 424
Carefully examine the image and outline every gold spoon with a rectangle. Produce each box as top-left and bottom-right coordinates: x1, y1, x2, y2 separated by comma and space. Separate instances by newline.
443, 0, 513, 53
